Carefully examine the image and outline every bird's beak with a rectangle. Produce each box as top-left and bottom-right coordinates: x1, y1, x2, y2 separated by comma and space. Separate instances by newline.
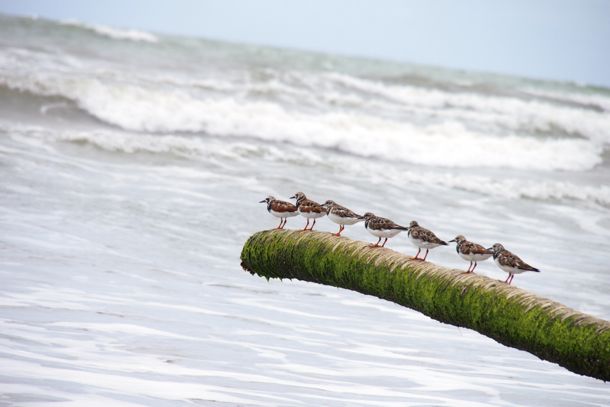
259, 199, 266, 203
448, 239, 456, 243
486, 247, 493, 251
289, 195, 296, 199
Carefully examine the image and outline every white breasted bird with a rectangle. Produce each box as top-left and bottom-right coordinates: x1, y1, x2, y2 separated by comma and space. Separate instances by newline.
449, 235, 492, 273
488, 243, 540, 285
259, 196, 298, 229
407, 221, 448, 261
362, 212, 409, 247
290, 192, 326, 231
321, 200, 364, 236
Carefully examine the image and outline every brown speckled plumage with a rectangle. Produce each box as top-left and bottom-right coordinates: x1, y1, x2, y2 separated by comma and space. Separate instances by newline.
322, 200, 362, 219
292, 192, 324, 214
259, 195, 298, 229
268, 199, 297, 214
290, 192, 326, 231
450, 235, 492, 273
492, 244, 539, 271
363, 213, 408, 231
322, 200, 364, 236
454, 235, 489, 256
407, 221, 447, 245
362, 212, 408, 247
489, 243, 540, 285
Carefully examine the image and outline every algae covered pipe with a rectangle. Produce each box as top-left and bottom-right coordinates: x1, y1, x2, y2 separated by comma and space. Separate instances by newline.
240, 229, 610, 381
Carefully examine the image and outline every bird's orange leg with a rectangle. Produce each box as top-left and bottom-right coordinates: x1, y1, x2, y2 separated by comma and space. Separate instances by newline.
413, 248, 421, 260
303, 219, 310, 231
422, 249, 429, 261
369, 237, 382, 247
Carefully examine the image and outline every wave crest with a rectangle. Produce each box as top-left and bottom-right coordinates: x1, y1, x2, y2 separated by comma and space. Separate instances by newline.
60, 20, 159, 43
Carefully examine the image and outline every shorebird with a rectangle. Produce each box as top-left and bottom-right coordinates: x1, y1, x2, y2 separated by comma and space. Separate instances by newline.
449, 235, 492, 273
321, 200, 364, 236
488, 243, 540, 285
290, 192, 326, 231
362, 212, 409, 247
407, 221, 448, 261
259, 196, 298, 229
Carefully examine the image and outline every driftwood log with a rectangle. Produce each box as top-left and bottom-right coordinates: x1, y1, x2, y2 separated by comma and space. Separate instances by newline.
241, 229, 610, 381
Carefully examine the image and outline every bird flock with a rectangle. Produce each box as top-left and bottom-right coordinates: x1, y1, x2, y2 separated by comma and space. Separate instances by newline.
260, 192, 540, 285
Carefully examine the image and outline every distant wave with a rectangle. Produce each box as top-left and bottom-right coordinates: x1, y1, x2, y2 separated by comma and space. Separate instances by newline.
59, 20, 158, 43
325, 73, 610, 144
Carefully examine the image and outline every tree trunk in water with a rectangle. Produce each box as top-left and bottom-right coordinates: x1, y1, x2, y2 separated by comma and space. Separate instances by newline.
241, 229, 610, 381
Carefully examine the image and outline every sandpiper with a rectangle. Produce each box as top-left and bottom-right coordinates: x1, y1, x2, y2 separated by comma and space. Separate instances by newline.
449, 235, 492, 273
407, 221, 448, 261
290, 192, 326, 231
362, 212, 409, 247
259, 196, 298, 229
321, 200, 364, 236
488, 243, 540, 285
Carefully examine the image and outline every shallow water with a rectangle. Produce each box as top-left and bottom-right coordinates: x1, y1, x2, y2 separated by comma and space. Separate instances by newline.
1, 14, 609, 406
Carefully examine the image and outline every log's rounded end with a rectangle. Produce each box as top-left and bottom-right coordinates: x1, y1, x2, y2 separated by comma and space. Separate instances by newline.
241, 229, 610, 381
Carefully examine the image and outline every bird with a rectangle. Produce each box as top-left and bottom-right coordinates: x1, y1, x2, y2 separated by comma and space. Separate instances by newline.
362, 212, 409, 247
321, 200, 364, 236
259, 196, 298, 229
487, 243, 540, 285
290, 192, 326, 231
407, 221, 448, 261
448, 235, 492, 273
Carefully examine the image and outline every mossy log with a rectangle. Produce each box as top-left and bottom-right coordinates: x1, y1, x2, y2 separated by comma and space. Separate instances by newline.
240, 229, 610, 381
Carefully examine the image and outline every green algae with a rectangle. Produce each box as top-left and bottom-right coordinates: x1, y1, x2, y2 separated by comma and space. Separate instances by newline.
241, 229, 610, 381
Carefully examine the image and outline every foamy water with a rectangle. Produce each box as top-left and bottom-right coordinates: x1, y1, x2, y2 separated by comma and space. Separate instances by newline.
1, 14, 609, 406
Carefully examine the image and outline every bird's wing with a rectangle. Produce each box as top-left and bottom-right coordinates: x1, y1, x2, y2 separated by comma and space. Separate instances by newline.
299, 200, 325, 214
333, 205, 361, 219
501, 251, 539, 271
411, 227, 441, 243
271, 200, 297, 213
463, 241, 490, 255
375, 217, 407, 230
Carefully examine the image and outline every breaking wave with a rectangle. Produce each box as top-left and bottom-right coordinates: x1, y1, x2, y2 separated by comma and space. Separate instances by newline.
2, 87, 606, 172
1, 78, 603, 172
59, 19, 159, 43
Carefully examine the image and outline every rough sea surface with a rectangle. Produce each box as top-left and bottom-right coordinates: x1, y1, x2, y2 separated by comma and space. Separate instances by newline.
1, 14, 609, 406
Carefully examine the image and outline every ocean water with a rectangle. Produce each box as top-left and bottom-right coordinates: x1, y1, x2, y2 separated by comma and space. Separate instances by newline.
1, 14, 609, 406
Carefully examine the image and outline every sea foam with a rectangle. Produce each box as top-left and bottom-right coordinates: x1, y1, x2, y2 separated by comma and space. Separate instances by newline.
5, 123, 610, 207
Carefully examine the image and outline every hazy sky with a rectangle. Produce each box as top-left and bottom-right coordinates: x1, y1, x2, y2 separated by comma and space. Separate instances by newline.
1, 0, 609, 87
